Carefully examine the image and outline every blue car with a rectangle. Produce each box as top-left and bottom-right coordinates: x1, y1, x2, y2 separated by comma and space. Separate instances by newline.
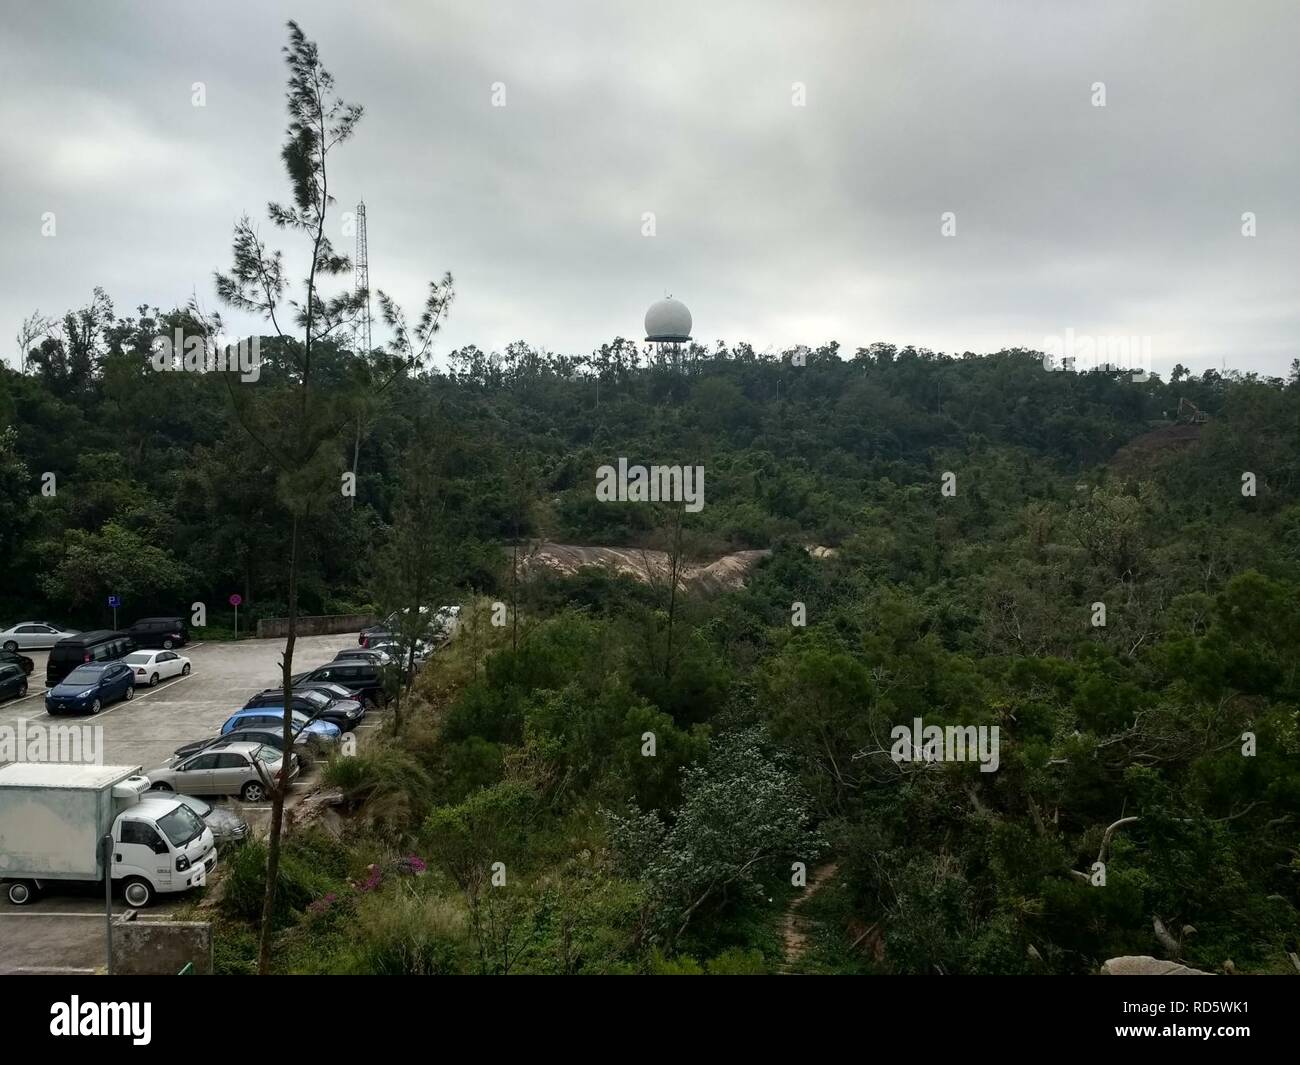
220, 707, 340, 742
45, 661, 135, 716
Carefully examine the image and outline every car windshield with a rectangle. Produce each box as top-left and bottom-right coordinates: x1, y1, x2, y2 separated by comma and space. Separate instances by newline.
156, 803, 206, 847
123, 653, 152, 664
178, 794, 213, 818
63, 668, 101, 684
255, 746, 280, 764
299, 690, 329, 708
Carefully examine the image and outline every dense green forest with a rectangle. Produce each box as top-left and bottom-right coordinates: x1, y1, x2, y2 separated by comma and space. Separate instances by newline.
3, 307, 1299, 973
3, 19, 1297, 977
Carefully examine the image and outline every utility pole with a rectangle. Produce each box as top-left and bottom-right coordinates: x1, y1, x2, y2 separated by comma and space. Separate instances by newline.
102, 834, 115, 974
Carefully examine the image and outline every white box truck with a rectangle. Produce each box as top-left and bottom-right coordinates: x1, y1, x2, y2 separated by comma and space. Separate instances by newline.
0, 762, 217, 908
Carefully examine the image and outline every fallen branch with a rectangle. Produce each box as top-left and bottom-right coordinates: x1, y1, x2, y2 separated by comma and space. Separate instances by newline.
1097, 816, 1140, 866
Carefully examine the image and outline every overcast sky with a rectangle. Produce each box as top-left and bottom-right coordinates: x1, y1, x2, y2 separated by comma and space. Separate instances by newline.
2, 0, 1297, 377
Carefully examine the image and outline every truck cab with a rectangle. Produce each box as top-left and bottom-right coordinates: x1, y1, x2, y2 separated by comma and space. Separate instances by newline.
112, 795, 217, 907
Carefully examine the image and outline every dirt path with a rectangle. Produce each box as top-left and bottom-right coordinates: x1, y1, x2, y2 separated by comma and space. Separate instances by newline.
780, 861, 838, 973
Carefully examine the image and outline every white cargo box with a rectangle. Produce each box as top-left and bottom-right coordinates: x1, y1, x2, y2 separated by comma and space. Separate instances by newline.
0, 764, 146, 881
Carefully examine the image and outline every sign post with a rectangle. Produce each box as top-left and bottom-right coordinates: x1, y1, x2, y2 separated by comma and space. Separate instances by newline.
107, 594, 121, 630
229, 594, 242, 639
101, 833, 114, 975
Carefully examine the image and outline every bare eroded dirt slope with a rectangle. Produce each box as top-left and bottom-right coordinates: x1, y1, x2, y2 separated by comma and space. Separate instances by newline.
517, 542, 771, 592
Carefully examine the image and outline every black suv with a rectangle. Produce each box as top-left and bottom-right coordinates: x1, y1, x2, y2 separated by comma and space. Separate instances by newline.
46, 630, 135, 687
293, 661, 386, 706
243, 687, 365, 731
127, 616, 189, 649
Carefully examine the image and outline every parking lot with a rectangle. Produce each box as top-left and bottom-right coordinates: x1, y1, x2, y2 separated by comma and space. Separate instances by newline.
0, 631, 379, 972
0, 633, 369, 767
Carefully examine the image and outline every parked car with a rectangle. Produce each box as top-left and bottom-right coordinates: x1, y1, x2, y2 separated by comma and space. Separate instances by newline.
174, 725, 314, 762
360, 606, 459, 648
157, 792, 249, 845
243, 687, 364, 731
0, 650, 34, 676
294, 661, 386, 706
358, 610, 405, 647
122, 649, 191, 687
146, 742, 297, 802
46, 630, 135, 687
1, 621, 79, 651
44, 662, 135, 716
127, 616, 190, 649
220, 707, 340, 742
293, 680, 362, 703
333, 647, 392, 667
0, 664, 28, 702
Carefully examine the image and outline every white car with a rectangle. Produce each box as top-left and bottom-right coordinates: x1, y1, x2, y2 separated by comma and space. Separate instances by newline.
122, 649, 191, 687
0, 622, 80, 651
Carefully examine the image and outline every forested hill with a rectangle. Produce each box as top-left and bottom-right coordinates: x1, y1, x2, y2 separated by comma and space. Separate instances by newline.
3, 305, 1296, 624
4, 302, 1300, 973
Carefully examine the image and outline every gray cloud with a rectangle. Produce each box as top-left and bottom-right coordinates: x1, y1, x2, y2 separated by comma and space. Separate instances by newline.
2, 0, 1296, 377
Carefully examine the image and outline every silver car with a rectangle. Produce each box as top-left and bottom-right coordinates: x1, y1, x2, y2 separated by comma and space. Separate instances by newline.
146, 742, 297, 803
0, 621, 80, 651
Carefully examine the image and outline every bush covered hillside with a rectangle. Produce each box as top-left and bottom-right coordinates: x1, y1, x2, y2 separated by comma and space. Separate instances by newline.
3, 315, 1299, 974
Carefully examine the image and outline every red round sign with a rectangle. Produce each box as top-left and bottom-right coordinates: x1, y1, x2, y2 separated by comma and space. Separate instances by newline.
229, 594, 242, 607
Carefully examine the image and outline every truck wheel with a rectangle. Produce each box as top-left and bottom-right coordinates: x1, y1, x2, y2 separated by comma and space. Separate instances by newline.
6, 881, 37, 905
241, 781, 267, 802
122, 878, 154, 908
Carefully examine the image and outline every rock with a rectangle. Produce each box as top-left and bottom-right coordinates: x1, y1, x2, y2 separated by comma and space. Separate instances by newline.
1100, 955, 1213, 976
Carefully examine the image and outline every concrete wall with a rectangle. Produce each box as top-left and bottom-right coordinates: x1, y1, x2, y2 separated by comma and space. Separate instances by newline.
115, 919, 213, 976
255, 613, 376, 639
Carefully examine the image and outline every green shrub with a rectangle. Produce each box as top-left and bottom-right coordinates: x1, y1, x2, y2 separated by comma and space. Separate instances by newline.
211, 918, 259, 975
340, 892, 469, 975
705, 947, 768, 974
322, 746, 434, 838
649, 950, 704, 975
219, 836, 340, 929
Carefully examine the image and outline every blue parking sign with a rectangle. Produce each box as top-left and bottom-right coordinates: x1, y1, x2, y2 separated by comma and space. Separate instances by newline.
108, 595, 121, 608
